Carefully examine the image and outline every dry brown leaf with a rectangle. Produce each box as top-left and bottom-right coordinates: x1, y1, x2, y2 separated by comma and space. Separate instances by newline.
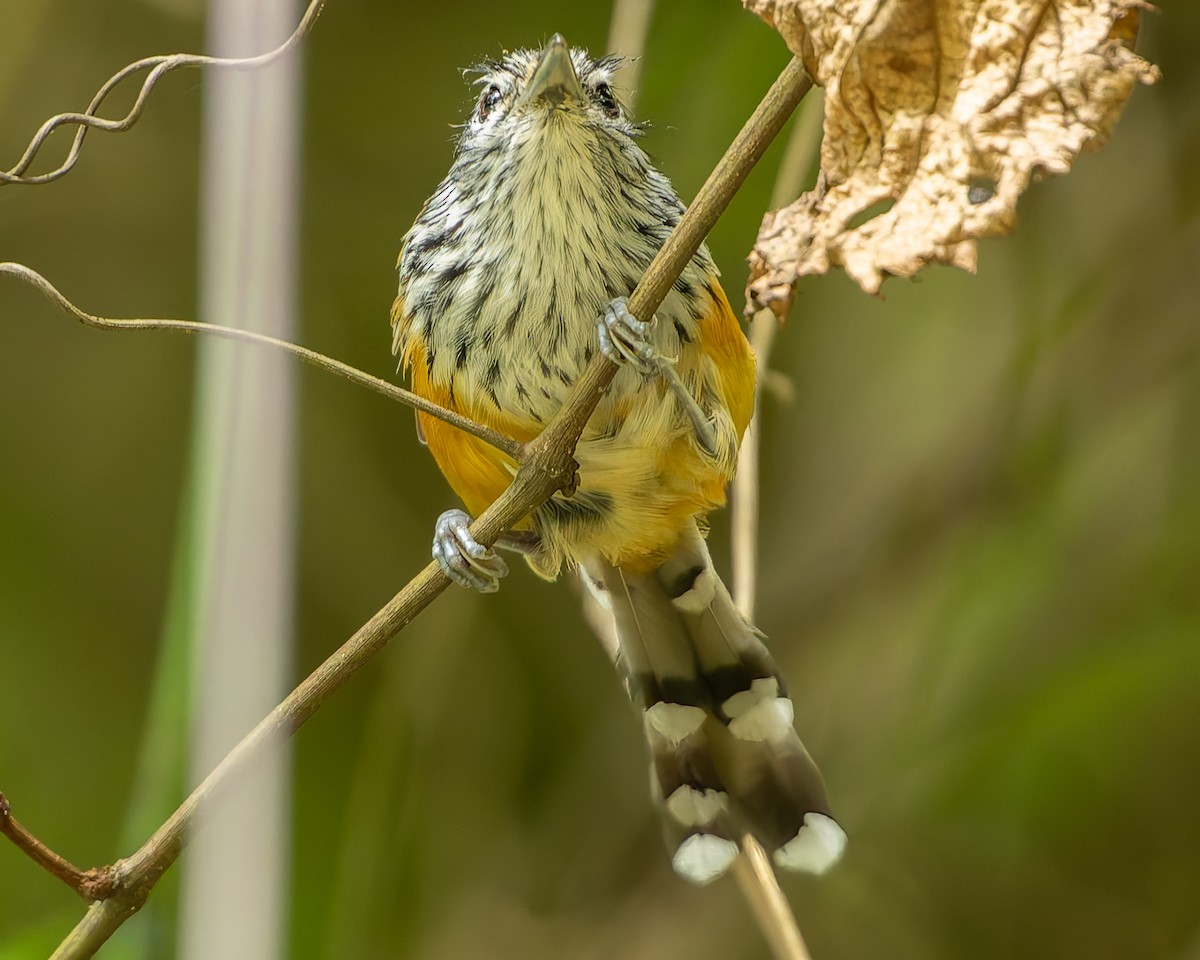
745, 0, 1160, 305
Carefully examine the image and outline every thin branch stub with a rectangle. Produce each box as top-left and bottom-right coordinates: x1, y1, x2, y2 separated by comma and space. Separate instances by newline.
0, 791, 116, 901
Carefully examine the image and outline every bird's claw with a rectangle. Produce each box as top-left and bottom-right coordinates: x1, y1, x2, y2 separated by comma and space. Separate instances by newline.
598, 297, 658, 376
433, 508, 509, 593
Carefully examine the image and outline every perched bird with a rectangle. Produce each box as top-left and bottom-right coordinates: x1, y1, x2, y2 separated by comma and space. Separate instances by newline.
391, 35, 844, 884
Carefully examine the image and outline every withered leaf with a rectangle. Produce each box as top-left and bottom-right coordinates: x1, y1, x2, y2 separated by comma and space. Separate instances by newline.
745, 0, 1160, 306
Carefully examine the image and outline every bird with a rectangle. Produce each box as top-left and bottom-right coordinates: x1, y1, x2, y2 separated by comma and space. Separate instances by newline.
391, 34, 845, 884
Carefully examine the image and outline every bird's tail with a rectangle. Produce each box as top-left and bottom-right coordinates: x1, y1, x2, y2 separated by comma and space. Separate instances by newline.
579, 521, 845, 884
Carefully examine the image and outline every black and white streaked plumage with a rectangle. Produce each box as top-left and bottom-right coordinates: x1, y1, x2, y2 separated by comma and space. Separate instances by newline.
391, 36, 845, 883
397, 43, 714, 436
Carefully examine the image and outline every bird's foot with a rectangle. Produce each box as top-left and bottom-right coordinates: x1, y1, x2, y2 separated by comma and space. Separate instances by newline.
597, 297, 659, 376
596, 298, 718, 458
432, 508, 509, 593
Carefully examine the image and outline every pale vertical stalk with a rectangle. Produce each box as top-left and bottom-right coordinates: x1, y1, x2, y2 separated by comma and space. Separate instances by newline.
731, 91, 824, 620
732, 836, 814, 960
728, 90, 824, 960
606, 0, 657, 106
177, 2, 301, 959
577, 0, 661, 663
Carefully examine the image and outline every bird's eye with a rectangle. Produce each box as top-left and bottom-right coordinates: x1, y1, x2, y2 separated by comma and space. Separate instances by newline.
593, 82, 619, 118
479, 85, 502, 120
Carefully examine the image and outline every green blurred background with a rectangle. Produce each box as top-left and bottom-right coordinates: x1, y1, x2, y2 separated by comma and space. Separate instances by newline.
1, 1, 1197, 958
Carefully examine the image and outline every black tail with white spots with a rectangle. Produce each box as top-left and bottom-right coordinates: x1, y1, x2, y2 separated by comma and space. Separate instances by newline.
580, 522, 845, 884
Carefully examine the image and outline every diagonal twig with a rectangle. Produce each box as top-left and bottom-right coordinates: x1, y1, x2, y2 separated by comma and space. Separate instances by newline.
0, 261, 524, 461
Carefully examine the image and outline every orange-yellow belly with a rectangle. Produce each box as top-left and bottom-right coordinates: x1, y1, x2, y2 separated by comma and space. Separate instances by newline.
402, 278, 755, 576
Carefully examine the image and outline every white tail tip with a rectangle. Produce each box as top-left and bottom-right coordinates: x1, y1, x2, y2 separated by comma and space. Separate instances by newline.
672, 833, 740, 885
773, 813, 847, 875
644, 701, 706, 749
664, 785, 729, 829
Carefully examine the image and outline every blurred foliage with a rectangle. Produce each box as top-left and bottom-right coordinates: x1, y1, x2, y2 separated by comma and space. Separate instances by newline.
1, 1, 1197, 958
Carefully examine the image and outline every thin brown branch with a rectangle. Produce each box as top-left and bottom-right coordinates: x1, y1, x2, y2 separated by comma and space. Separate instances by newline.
0, 262, 523, 462
0, 0, 325, 186
47, 55, 813, 960
732, 835, 814, 960
0, 792, 114, 901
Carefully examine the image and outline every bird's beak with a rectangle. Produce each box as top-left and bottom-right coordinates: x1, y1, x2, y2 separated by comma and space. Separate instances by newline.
518, 34, 585, 109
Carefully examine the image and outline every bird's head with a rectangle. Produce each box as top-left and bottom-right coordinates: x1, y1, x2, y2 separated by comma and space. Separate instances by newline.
458, 35, 639, 149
